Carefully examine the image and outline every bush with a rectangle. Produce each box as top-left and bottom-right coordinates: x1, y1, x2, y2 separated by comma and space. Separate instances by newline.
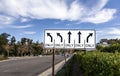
76, 51, 120, 76
100, 44, 120, 53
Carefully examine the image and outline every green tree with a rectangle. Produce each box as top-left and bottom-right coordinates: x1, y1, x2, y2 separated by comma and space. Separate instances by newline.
32, 42, 43, 56
0, 33, 10, 56
10, 36, 16, 45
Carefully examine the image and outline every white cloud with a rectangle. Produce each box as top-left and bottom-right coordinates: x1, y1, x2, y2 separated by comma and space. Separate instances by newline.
21, 18, 29, 22
24, 31, 36, 35
82, 9, 116, 24
96, 28, 120, 42
98, 28, 120, 35
0, 0, 117, 24
0, 15, 15, 24
107, 28, 120, 35
97, 27, 120, 40
10, 24, 33, 29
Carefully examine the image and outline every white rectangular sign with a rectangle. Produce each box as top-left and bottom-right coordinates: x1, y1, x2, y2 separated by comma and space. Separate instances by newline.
44, 30, 96, 49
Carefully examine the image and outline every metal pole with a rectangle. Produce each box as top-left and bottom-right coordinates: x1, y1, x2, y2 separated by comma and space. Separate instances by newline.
52, 48, 55, 76
64, 51, 66, 63
84, 40, 86, 54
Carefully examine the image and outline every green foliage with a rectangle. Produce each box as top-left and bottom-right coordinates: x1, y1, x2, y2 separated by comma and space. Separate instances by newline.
76, 52, 120, 76
0, 33, 10, 56
0, 32, 44, 57
32, 43, 43, 56
10, 36, 16, 45
0, 33, 10, 45
100, 39, 120, 44
56, 57, 73, 76
96, 45, 103, 51
99, 44, 120, 53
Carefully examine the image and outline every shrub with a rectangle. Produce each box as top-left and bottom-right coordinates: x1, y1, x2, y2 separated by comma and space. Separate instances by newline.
76, 51, 120, 76
100, 44, 120, 53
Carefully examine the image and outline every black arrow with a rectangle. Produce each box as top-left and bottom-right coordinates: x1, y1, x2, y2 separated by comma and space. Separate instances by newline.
86, 33, 93, 43
78, 31, 81, 43
57, 33, 63, 42
47, 33, 53, 42
68, 31, 72, 43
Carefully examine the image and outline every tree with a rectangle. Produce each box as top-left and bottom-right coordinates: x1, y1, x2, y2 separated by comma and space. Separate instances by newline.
0, 33, 10, 56
8, 36, 17, 56
10, 36, 16, 45
0, 33, 10, 46
21, 38, 27, 45
27, 39, 33, 55
32, 42, 43, 56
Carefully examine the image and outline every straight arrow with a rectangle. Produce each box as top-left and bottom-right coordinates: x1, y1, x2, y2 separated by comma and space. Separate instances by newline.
47, 33, 53, 42
78, 31, 81, 43
57, 33, 63, 42
68, 31, 71, 43
86, 33, 93, 43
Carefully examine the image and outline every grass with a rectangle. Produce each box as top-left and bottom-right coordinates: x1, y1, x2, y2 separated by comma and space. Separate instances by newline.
55, 56, 73, 76
0, 55, 8, 61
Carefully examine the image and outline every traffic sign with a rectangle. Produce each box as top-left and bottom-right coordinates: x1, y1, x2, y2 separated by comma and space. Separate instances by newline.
44, 29, 96, 49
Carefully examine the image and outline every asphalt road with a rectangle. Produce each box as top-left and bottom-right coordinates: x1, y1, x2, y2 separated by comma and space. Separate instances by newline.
0, 55, 65, 76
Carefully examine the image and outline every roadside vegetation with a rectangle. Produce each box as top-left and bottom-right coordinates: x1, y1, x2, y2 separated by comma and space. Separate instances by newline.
76, 51, 120, 76
56, 39, 120, 76
0, 55, 8, 61
75, 40, 120, 76
0, 32, 71, 58
56, 56, 73, 76
0, 33, 43, 57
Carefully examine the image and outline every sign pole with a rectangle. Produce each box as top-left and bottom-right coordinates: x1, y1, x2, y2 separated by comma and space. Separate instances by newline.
84, 40, 86, 54
52, 48, 55, 76
64, 51, 66, 63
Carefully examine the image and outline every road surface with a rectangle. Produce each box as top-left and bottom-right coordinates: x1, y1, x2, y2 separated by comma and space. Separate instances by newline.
0, 55, 64, 76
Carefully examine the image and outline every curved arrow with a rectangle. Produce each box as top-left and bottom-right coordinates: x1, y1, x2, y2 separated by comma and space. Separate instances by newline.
47, 33, 53, 42
86, 33, 93, 43
57, 33, 63, 42
78, 31, 81, 43
68, 31, 72, 43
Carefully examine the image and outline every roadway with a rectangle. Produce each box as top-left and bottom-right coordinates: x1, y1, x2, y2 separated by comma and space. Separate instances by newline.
0, 55, 64, 76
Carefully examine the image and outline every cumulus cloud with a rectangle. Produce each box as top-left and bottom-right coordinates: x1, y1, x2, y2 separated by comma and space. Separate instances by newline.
0, 0, 117, 24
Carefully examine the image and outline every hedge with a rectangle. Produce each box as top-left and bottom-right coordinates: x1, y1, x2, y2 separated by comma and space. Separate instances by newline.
76, 51, 120, 76
99, 44, 120, 53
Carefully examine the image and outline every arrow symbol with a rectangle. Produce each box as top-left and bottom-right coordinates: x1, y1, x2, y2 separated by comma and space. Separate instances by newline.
57, 33, 63, 42
86, 33, 93, 43
68, 31, 72, 43
47, 33, 53, 42
78, 31, 81, 43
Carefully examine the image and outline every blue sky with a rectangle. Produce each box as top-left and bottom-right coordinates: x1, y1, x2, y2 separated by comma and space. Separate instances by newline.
0, 0, 120, 43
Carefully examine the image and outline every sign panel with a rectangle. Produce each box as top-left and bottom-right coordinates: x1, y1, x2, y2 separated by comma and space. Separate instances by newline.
44, 30, 96, 49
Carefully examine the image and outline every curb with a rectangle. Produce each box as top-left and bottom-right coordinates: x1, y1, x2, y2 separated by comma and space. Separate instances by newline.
38, 56, 73, 76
